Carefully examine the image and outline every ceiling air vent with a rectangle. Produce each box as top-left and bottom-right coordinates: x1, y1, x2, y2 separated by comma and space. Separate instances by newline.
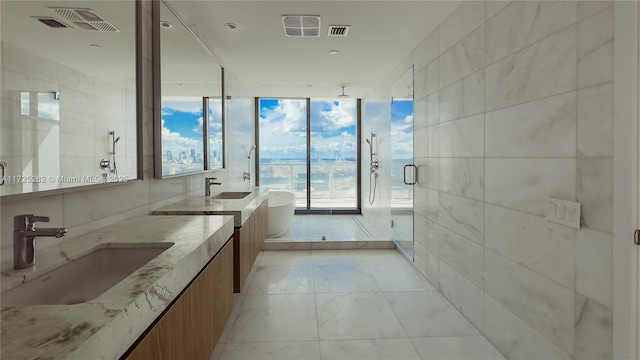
282, 15, 321, 37
36, 17, 69, 29
50, 8, 120, 32
327, 25, 350, 37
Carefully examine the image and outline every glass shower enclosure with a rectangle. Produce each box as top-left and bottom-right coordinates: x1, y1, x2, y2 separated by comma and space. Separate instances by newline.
390, 66, 415, 260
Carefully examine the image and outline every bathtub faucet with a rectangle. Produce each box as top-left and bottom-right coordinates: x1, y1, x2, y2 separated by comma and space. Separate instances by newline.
205, 177, 222, 196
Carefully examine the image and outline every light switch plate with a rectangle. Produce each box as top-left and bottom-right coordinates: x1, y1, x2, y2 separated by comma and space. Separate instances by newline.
545, 198, 581, 229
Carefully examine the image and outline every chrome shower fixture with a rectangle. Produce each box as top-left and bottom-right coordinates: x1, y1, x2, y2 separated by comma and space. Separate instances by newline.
247, 144, 256, 159
109, 130, 119, 175
366, 132, 379, 205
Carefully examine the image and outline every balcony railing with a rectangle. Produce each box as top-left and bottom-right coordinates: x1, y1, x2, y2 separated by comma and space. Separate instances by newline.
259, 162, 413, 209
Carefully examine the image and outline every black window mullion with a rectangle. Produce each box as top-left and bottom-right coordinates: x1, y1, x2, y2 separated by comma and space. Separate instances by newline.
306, 98, 311, 211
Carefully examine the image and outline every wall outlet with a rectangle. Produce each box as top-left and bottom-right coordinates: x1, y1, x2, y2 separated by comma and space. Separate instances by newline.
545, 198, 581, 229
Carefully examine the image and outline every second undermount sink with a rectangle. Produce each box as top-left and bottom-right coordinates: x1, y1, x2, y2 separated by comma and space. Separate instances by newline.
211, 192, 252, 200
1, 243, 173, 306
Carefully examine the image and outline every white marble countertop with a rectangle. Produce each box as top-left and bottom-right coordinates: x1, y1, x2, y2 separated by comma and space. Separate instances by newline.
152, 186, 269, 227
1, 215, 234, 360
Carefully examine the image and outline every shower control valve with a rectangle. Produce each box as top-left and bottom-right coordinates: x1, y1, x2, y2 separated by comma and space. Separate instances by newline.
100, 158, 111, 170
370, 160, 379, 173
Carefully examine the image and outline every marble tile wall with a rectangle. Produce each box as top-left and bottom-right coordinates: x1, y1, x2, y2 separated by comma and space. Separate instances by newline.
0, 1, 255, 267
1, 44, 138, 195
363, 1, 615, 359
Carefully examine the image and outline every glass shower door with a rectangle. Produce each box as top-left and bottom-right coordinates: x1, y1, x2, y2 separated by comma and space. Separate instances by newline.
390, 66, 415, 260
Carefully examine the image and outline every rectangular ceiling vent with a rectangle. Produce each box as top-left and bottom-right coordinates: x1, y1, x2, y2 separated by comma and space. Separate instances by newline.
50, 8, 120, 32
35, 17, 70, 29
282, 15, 320, 37
327, 25, 350, 37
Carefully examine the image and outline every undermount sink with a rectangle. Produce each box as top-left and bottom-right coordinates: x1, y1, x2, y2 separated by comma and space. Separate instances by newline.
2, 243, 173, 306
211, 191, 252, 200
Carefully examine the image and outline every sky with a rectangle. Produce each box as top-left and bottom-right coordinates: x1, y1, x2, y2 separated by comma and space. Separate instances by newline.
390, 99, 414, 161
161, 97, 222, 162
259, 98, 357, 161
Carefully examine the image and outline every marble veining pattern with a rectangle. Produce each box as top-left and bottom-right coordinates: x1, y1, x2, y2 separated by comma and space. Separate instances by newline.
483, 294, 572, 360
577, 5, 614, 89
485, 1, 577, 65
484, 250, 575, 354
437, 260, 484, 329
438, 26, 485, 89
1, 215, 234, 360
485, 92, 577, 157
485, 25, 577, 111
152, 186, 269, 227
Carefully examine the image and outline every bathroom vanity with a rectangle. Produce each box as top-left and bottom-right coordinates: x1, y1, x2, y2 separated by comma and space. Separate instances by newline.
153, 186, 269, 292
0, 215, 234, 359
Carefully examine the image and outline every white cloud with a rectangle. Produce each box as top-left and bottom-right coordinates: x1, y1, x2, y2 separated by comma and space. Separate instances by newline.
162, 99, 202, 114
317, 101, 356, 131
161, 118, 202, 154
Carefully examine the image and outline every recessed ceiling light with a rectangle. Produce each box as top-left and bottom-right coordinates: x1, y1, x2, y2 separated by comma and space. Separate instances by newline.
329, 50, 339, 55
225, 23, 238, 30
89, 44, 101, 48
160, 21, 173, 28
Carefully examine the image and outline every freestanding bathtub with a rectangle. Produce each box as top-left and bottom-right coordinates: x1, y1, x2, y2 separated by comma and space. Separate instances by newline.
267, 191, 296, 237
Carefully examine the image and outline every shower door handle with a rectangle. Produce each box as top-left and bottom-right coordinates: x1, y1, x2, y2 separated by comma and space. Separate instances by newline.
403, 164, 416, 185
0, 161, 6, 186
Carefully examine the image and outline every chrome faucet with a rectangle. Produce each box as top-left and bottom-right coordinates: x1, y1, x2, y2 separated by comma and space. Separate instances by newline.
204, 177, 222, 196
13, 214, 67, 270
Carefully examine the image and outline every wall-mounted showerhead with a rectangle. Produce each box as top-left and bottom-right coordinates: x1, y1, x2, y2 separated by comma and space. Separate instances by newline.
114, 136, 121, 143
366, 138, 371, 145
247, 144, 256, 159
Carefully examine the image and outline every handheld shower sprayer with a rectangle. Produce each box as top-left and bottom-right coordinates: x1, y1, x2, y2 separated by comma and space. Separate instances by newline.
366, 132, 379, 205
243, 144, 257, 182
110, 130, 119, 175
247, 145, 256, 159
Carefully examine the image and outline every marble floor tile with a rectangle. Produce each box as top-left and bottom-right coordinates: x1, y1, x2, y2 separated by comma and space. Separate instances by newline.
311, 250, 365, 266
385, 291, 480, 337
314, 263, 381, 293
358, 249, 407, 265
228, 294, 318, 342
219, 341, 321, 360
316, 292, 407, 340
258, 250, 313, 267
246, 265, 315, 294
320, 339, 421, 360
411, 336, 506, 360
367, 263, 437, 292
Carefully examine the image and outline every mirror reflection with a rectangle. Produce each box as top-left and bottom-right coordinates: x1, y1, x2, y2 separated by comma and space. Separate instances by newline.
0, 0, 139, 196
157, 2, 223, 177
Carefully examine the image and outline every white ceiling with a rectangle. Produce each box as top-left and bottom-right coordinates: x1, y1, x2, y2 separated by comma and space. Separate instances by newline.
167, 1, 460, 98
1, 1, 136, 88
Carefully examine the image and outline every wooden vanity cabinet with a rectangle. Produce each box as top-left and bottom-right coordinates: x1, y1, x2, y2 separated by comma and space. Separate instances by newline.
123, 240, 233, 360
233, 200, 268, 293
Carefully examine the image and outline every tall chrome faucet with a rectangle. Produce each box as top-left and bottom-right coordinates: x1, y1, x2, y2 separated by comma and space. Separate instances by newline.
14, 214, 67, 270
205, 177, 222, 196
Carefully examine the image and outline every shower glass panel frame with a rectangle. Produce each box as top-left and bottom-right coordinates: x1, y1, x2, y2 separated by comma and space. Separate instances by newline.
390, 66, 415, 261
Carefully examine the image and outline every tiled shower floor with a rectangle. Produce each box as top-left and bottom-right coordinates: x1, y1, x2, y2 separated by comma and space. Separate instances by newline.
267, 215, 386, 242
210, 249, 506, 360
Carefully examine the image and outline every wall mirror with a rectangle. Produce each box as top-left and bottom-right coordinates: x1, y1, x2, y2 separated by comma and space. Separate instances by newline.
153, 1, 224, 178
0, 0, 140, 197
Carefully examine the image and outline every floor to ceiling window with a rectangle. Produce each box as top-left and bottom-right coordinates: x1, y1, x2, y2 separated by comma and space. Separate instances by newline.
257, 98, 360, 213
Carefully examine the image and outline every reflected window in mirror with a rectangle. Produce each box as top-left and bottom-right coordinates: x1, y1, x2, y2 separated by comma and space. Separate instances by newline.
161, 97, 205, 176
155, 1, 224, 178
1, 0, 140, 196
208, 98, 223, 170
